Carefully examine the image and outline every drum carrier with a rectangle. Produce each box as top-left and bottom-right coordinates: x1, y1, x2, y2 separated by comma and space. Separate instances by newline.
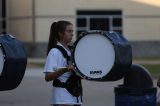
52, 45, 82, 97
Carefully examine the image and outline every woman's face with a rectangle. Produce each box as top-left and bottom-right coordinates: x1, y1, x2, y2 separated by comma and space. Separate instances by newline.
61, 24, 73, 44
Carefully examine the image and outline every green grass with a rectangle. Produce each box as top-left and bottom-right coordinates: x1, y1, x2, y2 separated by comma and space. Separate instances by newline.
31, 62, 44, 67
27, 62, 44, 68
28, 57, 160, 77
133, 57, 160, 77
133, 56, 160, 61
29, 62, 160, 77
140, 64, 160, 77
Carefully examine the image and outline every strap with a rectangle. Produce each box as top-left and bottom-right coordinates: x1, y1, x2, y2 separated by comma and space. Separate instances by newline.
53, 79, 67, 88
55, 45, 70, 63
53, 45, 82, 98
53, 45, 71, 88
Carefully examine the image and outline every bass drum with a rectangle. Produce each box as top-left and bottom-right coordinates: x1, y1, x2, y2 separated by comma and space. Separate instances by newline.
0, 34, 27, 91
72, 31, 132, 81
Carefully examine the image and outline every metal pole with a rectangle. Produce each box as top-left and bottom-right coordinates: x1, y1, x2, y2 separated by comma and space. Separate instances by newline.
32, 0, 36, 43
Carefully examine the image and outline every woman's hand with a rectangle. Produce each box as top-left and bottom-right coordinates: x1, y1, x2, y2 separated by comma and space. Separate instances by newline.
66, 64, 75, 72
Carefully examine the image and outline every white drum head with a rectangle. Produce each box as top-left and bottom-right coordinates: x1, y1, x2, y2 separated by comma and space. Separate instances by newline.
74, 33, 115, 79
0, 46, 4, 75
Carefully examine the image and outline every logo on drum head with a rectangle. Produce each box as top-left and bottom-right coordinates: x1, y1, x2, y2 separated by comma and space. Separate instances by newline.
90, 70, 102, 75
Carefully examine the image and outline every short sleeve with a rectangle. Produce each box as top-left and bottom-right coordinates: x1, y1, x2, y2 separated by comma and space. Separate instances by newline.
43, 49, 59, 73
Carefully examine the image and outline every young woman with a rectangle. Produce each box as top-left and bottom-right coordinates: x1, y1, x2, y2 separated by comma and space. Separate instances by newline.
43, 20, 82, 106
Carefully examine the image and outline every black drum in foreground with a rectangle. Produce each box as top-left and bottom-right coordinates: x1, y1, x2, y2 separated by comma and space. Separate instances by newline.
72, 31, 132, 81
0, 34, 27, 91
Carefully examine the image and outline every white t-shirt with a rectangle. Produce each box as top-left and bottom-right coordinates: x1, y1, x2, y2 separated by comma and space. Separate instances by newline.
43, 42, 82, 105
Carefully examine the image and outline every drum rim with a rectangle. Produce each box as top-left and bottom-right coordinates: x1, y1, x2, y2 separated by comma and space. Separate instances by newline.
0, 44, 5, 76
72, 30, 115, 80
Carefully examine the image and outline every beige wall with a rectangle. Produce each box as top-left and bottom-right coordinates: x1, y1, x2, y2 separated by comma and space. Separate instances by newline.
8, 0, 32, 17
7, 0, 160, 42
35, 0, 75, 16
123, 0, 160, 41
8, 19, 33, 42
7, 0, 33, 42
35, 18, 76, 42
124, 18, 160, 41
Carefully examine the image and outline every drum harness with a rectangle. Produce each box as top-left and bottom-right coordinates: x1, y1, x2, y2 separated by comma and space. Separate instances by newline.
52, 45, 82, 102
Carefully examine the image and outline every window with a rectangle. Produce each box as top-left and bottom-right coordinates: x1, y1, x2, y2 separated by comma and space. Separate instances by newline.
0, 0, 6, 34
76, 10, 123, 37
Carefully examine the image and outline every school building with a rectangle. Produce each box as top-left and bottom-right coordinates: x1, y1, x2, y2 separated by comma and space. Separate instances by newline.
0, 0, 160, 58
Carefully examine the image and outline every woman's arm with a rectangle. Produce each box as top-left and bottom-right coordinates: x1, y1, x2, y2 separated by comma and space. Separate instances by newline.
45, 65, 74, 82
45, 68, 67, 82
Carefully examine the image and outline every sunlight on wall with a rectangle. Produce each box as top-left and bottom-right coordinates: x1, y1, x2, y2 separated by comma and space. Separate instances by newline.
132, 0, 160, 7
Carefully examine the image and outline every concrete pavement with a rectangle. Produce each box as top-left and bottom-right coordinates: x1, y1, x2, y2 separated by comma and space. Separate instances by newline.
0, 66, 159, 106
0, 67, 123, 106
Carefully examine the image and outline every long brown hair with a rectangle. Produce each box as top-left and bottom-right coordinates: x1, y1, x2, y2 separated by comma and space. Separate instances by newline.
47, 20, 72, 54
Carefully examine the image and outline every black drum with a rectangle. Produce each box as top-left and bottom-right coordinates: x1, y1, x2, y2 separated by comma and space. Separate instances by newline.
0, 34, 27, 91
72, 31, 132, 81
